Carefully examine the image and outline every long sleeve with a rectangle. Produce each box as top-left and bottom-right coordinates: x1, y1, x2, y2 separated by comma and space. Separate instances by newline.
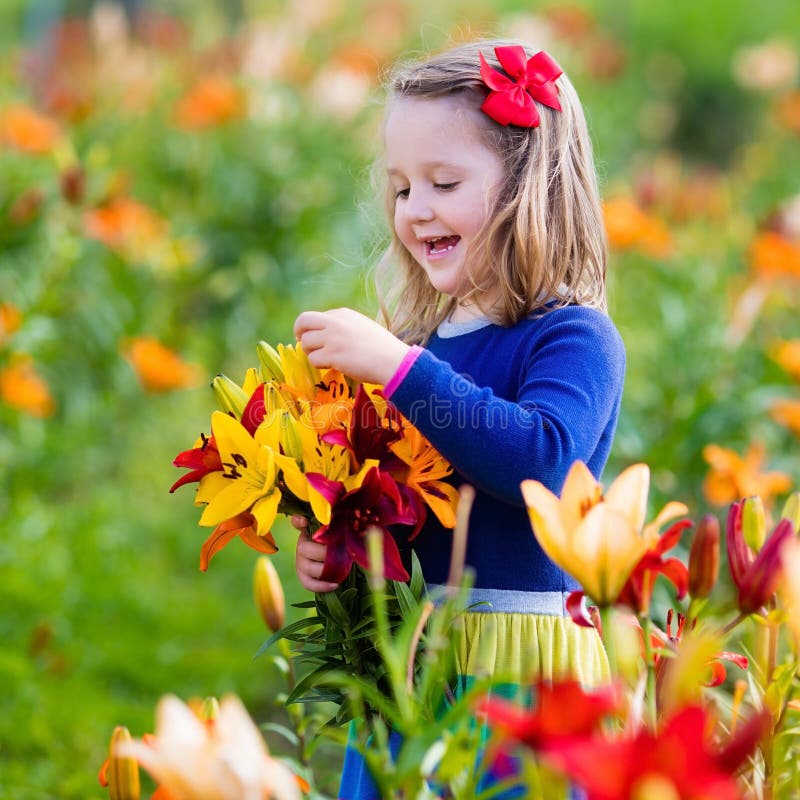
387, 307, 625, 505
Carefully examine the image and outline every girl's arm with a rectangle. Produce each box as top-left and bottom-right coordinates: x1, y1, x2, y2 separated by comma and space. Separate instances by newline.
385, 309, 625, 505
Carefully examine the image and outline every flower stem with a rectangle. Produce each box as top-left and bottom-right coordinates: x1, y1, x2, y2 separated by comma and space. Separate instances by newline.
721, 612, 747, 635
599, 605, 617, 677
639, 613, 658, 728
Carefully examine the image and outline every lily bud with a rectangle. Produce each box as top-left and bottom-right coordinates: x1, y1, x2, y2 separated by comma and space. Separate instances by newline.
201, 696, 220, 725
109, 726, 141, 800
742, 496, 767, 551
281, 413, 303, 462
60, 165, 85, 205
211, 373, 248, 418
781, 492, 800, 531
256, 341, 285, 383
734, 513, 794, 615
688, 514, 720, 599
253, 557, 285, 632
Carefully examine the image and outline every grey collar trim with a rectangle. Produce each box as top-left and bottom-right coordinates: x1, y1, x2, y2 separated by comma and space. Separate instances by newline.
436, 316, 492, 338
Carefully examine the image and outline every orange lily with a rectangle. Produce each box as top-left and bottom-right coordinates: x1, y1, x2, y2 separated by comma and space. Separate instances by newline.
0, 303, 22, 345
602, 197, 672, 258
771, 339, 800, 381
199, 512, 276, 572
0, 357, 55, 417
748, 230, 800, 280
702, 442, 792, 510
173, 75, 245, 131
0, 104, 62, 154
84, 197, 168, 262
771, 398, 800, 437
122, 336, 202, 393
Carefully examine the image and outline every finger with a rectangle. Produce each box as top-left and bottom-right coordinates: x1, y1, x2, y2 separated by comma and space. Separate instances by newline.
294, 311, 327, 339
290, 515, 309, 530
298, 573, 341, 593
297, 536, 329, 563
298, 329, 327, 354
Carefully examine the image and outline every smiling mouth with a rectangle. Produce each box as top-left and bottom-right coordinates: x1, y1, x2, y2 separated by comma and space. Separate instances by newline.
425, 235, 461, 256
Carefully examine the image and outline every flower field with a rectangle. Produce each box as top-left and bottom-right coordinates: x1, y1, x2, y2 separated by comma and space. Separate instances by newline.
1, 0, 800, 798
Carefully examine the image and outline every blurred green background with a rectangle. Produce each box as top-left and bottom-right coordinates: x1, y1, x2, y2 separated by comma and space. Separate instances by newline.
1, 0, 799, 797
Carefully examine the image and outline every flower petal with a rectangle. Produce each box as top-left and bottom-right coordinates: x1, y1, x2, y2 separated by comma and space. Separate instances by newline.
605, 463, 650, 532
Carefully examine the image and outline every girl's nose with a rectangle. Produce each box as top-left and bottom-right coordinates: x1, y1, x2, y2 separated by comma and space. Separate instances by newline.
402, 188, 435, 223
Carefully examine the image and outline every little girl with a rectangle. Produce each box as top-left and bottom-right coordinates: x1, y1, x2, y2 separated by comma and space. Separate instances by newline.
293, 39, 625, 798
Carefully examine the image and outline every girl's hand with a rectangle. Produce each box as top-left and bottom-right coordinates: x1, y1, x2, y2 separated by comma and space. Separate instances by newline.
292, 515, 340, 593
294, 308, 410, 386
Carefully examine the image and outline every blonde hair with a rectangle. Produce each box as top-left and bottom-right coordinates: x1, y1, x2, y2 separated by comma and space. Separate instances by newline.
374, 39, 608, 345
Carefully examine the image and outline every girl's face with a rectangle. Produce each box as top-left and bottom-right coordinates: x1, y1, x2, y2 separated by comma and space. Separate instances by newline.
385, 95, 505, 306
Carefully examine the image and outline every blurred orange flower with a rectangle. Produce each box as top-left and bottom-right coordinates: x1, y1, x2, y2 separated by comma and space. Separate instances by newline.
123, 337, 203, 393
83, 197, 168, 261
0, 104, 62, 154
749, 231, 800, 279
0, 304, 22, 345
602, 197, 672, 258
634, 156, 728, 223
771, 339, 800, 381
702, 442, 792, 508
543, 4, 596, 44
0, 358, 55, 417
173, 75, 245, 131
770, 399, 800, 437
776, 90, 800, 135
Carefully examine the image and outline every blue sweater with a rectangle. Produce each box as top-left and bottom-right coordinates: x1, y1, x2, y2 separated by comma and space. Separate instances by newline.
387, 305, 626, 594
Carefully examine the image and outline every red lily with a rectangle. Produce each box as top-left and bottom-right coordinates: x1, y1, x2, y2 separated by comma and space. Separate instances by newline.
478, 680, 619, 750
616, 518, 692, 615
727, 500, 794, 615
239, 382, 266, 435
322, 385, 403, 467
651, 610, 748, 690
308, 465, 419, 583
170, 433, 222, 492
545, 704, 770, 800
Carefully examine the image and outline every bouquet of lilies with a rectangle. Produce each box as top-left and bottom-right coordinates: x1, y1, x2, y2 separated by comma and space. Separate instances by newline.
170, 340, 459, 578
170, 341, 460, 721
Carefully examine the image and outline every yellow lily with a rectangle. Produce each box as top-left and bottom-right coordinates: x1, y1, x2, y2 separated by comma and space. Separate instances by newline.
279, 411, 350, 525
278, 342, 320, 405
521, 461, 688, 606
199, 411, 282, 537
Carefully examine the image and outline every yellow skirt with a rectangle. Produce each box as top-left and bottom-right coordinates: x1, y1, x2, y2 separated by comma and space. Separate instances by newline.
453, 608, 609, 689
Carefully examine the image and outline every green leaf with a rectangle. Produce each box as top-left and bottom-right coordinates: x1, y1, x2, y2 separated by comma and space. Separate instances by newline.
259, 722, 300, 746
286, 663, 340, 705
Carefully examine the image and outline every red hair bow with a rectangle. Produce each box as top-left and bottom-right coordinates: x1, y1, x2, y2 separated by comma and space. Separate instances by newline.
478, 46, 563, 128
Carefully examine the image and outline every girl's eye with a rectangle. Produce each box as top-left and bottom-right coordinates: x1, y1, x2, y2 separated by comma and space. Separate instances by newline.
395, 188, 410, 199
435, 182, 458, 191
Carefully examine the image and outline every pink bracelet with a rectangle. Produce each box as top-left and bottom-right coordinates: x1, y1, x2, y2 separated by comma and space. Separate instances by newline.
383, 345, 424, 399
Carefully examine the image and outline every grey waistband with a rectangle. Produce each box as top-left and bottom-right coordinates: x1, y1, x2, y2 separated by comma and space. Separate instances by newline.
426, 584, 573, 616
